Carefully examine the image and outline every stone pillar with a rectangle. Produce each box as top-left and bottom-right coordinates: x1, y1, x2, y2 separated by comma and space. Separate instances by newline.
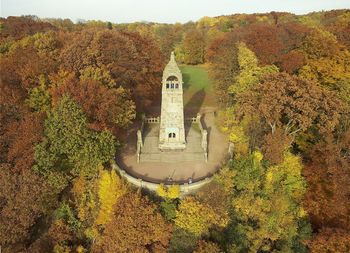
202, 130, 208, 163
137, 130, 143, 147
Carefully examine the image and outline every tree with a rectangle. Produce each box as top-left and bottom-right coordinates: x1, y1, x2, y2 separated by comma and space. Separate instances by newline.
262, 128, 293, 165
168, 227, 198, 253
95, 169, 127, 225
157, 183, 180, 199
193, 240, 221, 253
0, 164, 58, 250
241, 23, 283, 65
88, 30, 164, 108
207, 34, 239, 105
5, 112, 44, 172
175, 196, 227, 236
308, 228, 350, 253
26, 74, 51, 112
299, 28, 350, 103
106, 22, 112, 30
93, 191, 172, 252
239, 72, 346, 137
303, 133, 350, 231
182, 30, 206, 64
50, 78, 136, 133
216, 152, 311, 252
79, 66, 116, 88
228, 42, 278, 98
33, 95, 116, 189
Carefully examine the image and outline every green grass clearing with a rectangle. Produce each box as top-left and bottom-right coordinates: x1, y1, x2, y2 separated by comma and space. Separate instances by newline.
179, 64, 216, 109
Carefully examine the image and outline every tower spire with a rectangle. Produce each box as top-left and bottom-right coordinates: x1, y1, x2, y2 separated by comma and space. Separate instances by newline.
170, 51, 175, 62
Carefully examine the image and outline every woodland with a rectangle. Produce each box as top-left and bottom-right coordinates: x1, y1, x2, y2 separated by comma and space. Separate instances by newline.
0, 9, 350, 253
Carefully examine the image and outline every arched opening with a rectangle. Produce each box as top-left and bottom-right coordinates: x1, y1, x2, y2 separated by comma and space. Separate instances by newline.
166, 76, 179, 89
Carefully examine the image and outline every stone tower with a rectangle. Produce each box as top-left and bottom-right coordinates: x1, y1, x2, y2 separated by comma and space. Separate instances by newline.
159, 52, 186, 150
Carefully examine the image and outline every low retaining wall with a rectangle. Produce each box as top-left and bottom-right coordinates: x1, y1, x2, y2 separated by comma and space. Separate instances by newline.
112, 162, 213, 195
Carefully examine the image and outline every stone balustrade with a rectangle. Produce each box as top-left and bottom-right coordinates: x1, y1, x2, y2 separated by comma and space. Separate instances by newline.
112, 161, 212, 195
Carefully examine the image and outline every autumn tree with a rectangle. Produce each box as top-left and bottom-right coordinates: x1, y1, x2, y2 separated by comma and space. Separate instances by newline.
175, 195, 228, 237
95, 169, 127, 225
262, 128, 293, 165
303, 132, 350, 231
239, 72, 345, 137
60, 29, 164, 108
5, 112, 44, 172
241, 23, 283, 65
0, 164, 58, 250
193, 240, 221, 253
207, 34, 239, 105
182, 29, 206, 64
93, 191, 172, 252
299, 28, 350, 103
228, 42, 278, 98
307, 228, 350, 253
50, 78, 136, 133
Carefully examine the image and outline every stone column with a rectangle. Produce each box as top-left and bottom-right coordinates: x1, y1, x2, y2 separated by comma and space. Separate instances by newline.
137, 130, 143, 147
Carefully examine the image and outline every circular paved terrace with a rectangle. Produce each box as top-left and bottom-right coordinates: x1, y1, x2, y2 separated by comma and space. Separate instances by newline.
116, 108, 228, 183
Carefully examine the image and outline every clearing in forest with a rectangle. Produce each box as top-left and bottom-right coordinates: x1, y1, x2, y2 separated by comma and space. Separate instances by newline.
180, 64, 216, 113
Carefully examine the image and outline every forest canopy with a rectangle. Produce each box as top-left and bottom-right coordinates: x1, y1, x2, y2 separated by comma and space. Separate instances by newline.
1, 10, 350, 253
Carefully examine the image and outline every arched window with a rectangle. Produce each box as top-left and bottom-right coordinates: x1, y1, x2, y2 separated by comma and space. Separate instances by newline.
168, 133, 172, 138
171, 83, 174, 88
166, 83, 169, 89
175, 83, 179, 89
172, 133, 176, 138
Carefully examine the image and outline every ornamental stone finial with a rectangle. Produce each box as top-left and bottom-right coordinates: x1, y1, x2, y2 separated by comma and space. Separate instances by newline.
170, 51, 175, 61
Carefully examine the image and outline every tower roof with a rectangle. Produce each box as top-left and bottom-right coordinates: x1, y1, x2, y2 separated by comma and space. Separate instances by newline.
163, 51, 181, 78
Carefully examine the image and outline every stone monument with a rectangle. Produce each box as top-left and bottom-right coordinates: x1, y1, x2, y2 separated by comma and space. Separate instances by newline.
158, 52, 186, 150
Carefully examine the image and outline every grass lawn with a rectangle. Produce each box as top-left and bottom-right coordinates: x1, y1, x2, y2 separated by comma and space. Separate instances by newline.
179, 64, 216, 111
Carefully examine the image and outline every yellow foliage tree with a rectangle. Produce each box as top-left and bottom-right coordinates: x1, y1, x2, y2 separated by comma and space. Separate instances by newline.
228, 42, 278, 97
175, 196, 226, 236
96, 169, 127, 225
157, 183, 180, 199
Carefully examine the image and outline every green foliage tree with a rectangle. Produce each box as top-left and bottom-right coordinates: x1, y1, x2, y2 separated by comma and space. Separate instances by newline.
27, 74, 51, 112
33, 95, 116, 189
168, 227, 198, 253
216, 151, 311, 252
160, 199, 177, 221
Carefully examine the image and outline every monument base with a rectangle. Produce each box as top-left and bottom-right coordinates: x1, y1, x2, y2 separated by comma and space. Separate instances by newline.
158, 142, 186, 151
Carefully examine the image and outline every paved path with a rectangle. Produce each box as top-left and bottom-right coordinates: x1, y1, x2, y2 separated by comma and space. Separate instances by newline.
117, 108, 228, 183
